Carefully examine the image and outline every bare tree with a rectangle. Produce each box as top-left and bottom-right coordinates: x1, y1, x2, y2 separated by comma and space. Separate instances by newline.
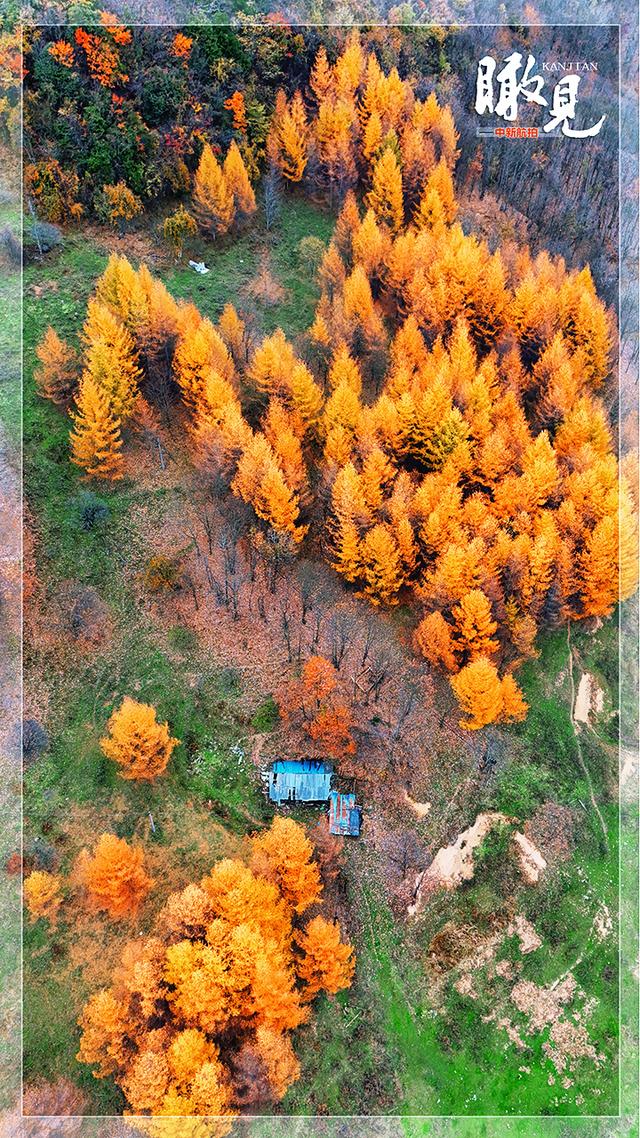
263, 165, 282, 232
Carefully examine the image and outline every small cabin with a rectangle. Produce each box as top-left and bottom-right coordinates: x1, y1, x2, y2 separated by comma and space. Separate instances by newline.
329, 790, 361, 837
266, 759, 333, 805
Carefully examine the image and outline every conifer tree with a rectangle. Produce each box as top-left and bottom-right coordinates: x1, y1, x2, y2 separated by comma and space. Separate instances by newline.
34, 326, 78, 404
269, 92, 309, 183
77, 833, 153, 919
193, 143, 235, 236
223, 140, 257, 219
296, 916, 355, 999
310, 45, 334, 104
100, 696, 179, 781
366, 147, 403, 232
452, 589, 499, 659
82, 299, 141, 420
360, 524, 405, 604
414, 611, 459, 671
450, 657, 504, 729
69, 377, 124, 481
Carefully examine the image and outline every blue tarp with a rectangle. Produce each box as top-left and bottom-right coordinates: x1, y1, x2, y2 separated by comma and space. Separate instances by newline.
267, 759, 333, 804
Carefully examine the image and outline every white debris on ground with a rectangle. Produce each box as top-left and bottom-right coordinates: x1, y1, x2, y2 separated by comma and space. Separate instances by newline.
188, 260, 210, 274
511, 974, 577, 1032
594, 903, 613, 941
573, 671, 604, 725
409, 812, 509, 913
512, 831, 547, 884
454, 973, 478, 999
403, 788, 431, 818
508, 913, 542, 955
409, 813, 547, 913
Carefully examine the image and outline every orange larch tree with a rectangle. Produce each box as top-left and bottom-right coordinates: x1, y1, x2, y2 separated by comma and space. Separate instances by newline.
366, 147, 404, 233
77, 833, 153, 919
77, 818, 354, 1114
223, 140, 257, 220
269, 91, 309, 183
81, 298, 141, 420
295, 915, 355, 999
250, 815, 322, 914
34, 326, 78, 404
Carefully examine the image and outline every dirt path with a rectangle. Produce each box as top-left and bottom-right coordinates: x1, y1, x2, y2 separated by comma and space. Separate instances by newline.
567, 623, 609, 851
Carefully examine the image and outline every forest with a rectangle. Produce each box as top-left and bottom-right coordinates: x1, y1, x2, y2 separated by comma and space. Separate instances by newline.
10, 18, 637, 1129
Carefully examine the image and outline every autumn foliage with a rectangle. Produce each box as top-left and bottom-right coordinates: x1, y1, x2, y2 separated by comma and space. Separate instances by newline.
76, 832, 153, 919
76, 818, 354, 1113
34, 326, 78, 404
24, 870, 63, 924
100, 696, 179, 781
193, 141, 255, 237
277, 656, 356, 758
43, 34, 636, 731
69, 377, 124, 481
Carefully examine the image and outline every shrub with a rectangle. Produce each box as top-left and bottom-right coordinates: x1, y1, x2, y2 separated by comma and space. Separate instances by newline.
70, 489, 110, 531
168, 625, 198, 653
162, 205, 197, 259
494, 761, 554, 818
297, 235, 325, 274
23, 219, 63, 260
22, 719, 50, 765
24, 159, 81, 223
94, 182, 143, 229
142, 554, 182, 593
0, 224, 21, 266
252, 696, 279, 732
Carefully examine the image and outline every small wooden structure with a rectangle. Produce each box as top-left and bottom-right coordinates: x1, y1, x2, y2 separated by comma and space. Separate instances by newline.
328, 790, 361, 837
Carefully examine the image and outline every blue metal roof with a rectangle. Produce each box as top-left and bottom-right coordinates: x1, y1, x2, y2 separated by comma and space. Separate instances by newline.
329, 790, 361, 836
267, 759, 333, 804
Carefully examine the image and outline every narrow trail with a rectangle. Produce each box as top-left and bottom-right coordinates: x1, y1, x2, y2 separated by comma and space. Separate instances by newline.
566, 623, 609, 851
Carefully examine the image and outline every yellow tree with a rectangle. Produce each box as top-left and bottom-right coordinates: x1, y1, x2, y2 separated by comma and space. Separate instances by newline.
23, 871, 63, 925
269, 91, 309, 183
174, 318, 233, 414
193, 143, 235, 236
223, 140, 257, 219
366, 147, 403, 232
360, 524, 405, 605
82, 299, 141, 420
100, 696, 179, 781
250, 816, 322, 914
413, 610, 459, 672
352, 208, 391, 279
450, 657, 504, 729
69, 377, 124, 481
263, 400, 306, 491
310, 45, 334, 104
418, 158, 457, 224
218, 303, 247, 366
451, 589, 499, 659
451, 658, 528, 730
232, 434, 306, 542
249, 327, 297, 398
34, 326, 78, 404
